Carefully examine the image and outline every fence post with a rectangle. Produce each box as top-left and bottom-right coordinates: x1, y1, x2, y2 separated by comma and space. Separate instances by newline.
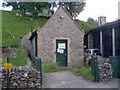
119, 56, 120, 78
91, 56, 94, 77
7, 58, 10, 88
91, 56, 99, 82
35, 57, 42, 87
39, 58, 42, 86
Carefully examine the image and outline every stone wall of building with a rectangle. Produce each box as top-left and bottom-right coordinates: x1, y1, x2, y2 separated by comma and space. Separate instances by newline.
21, 32, 36, 60
21, 32, 31, 51
37, 7, 84, 67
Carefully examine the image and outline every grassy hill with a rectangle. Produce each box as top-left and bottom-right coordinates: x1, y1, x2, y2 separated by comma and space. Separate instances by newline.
75, 19, 98, 31
1, 10, 97, 47
2, 10, 48, 47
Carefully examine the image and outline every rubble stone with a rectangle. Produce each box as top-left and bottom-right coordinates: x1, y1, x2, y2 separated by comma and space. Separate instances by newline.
98, 63, 112, 82
0, 66, 41, 88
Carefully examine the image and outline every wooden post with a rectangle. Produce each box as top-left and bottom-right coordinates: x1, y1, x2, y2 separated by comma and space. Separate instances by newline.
100, 30, 103, 56
7, 58, 10, 88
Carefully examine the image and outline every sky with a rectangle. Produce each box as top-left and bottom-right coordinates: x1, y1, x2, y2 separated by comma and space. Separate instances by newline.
77, 0, 119, 22
0, 0, 119, 22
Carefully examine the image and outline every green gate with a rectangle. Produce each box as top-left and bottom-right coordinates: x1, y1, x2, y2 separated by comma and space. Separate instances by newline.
109, 56, 120, 78
91, 56, 99, 81
91, 56, 120, 81
35, 57, 42, 86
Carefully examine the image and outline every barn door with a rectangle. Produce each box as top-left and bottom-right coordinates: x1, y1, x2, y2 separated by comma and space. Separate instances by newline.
56, 40, 67, 66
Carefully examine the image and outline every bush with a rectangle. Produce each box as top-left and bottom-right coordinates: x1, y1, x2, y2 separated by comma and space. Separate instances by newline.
42, 63, 59, 73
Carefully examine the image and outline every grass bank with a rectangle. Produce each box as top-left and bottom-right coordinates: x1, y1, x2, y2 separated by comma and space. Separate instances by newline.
2, 10, 98, 47
2, 10, 48, 46
2, 47, 28, 66
70, 66, 94, 80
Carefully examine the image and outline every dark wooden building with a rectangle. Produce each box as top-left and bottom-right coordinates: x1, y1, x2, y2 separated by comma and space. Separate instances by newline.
84, 20, 120, 57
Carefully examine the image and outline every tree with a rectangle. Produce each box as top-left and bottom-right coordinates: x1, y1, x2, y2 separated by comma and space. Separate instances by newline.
51, 1, 86, 19
75, 18, 98, 31
64, 2, 85, 19
2, 2, 51, 17
87, 17, 98, 26
2, 1, 86, 18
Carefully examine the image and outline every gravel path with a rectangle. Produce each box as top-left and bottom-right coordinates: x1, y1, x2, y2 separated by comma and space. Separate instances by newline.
43, 71, 119, 88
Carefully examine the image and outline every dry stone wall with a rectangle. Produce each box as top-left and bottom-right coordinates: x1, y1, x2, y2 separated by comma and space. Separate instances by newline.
98, 63, 112, 82
0, 66, 41, 88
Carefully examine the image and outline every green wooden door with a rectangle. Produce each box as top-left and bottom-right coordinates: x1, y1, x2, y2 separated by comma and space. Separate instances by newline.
56, 40, 67, 66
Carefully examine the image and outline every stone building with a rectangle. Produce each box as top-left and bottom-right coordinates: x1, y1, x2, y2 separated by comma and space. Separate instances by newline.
21, 6, 84, 67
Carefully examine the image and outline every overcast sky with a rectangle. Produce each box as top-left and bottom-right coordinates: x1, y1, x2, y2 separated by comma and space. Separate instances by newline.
77, 0, 119, 22
0, 0, 119, 22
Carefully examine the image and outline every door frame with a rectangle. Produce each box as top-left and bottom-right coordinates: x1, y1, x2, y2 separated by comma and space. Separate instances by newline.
53, 38, 71, 66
